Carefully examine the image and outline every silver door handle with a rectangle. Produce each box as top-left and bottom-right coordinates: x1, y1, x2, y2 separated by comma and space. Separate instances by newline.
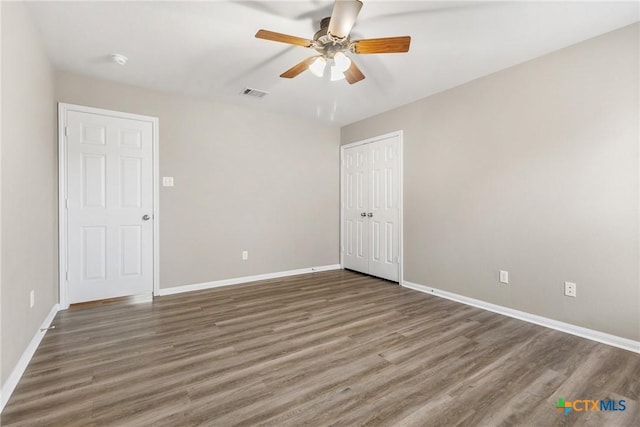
142, 214, 151, 221
367, 212, 373, 217
360, 212, 367, 217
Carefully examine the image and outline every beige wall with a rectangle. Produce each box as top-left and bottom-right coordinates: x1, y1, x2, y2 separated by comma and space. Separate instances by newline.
342, 23, 640, 341
1, 2, 58, 385
56, 72, 340, 289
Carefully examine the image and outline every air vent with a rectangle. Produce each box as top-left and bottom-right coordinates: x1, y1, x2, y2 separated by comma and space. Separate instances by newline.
241, 88, 269, 98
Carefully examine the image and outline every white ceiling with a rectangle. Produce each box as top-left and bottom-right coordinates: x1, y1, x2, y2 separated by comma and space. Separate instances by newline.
26, 1, 639, 127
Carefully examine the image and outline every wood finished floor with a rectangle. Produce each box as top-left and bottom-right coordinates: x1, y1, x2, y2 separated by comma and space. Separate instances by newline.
3, 270, 639, 426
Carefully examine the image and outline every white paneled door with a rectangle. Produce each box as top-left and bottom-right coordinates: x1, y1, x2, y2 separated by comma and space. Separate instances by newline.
65, 109, 154, 303
342, 133, 401, 282
343, 144, 370, 273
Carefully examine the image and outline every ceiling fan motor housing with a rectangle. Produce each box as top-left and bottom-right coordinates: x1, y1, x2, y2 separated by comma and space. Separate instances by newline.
313, 17, 351, 59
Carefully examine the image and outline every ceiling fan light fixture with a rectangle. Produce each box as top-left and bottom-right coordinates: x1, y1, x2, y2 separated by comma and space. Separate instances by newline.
330, 65, 345, 81
333, 51, 352, 72
255, 0, 410, 85
308, 56, 327, 77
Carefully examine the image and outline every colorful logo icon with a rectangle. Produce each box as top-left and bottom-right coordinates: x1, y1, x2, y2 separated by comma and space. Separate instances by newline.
556, 397, 572, 415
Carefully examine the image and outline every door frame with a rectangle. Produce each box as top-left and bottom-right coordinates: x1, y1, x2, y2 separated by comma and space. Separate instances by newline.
340, 130, 404, 284
58, 103, 160, 309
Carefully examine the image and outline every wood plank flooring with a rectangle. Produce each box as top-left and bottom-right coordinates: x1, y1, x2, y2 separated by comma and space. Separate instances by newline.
2, 269, 639, 426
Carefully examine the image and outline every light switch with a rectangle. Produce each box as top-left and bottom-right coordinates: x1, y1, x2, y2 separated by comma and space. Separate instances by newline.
499, 270, 509, 284
162, 177, 174, 187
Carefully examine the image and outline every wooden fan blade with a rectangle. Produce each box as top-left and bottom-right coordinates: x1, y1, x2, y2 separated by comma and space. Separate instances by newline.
328, 0, 363, 39
353, 36, 411, 54
344, 60, 365, 84
255, 29, 313, 48
280, 56, 320, 79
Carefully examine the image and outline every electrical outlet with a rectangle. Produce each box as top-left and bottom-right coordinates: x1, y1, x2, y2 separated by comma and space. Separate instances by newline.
242, 250, 248, 261
30, 290, 35, 308
499, 270, 509, 284
564, 281, 577, 297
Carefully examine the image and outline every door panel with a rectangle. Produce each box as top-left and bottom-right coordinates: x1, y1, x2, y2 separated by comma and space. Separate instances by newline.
67, 111, 153, 303
81, 226, 107, 280
119, 157, 142, 208
342, 144, 369, 273
120, 225, 142, 277
368, 136, 400, 281
82, 154, 106, 208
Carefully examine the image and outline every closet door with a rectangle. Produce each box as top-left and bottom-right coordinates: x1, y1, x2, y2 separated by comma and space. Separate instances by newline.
342, 144, 370, 273
342, 134, 401, 282
368, 136, 400, 281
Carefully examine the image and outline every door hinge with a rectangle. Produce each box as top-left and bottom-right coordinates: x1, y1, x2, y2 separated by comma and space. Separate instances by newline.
65, 271, 68, 281
64, 126, 69, 137
65, 198, 68, 209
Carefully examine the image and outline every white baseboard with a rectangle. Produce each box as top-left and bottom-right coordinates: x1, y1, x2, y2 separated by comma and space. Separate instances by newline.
157, 264, 342, 296
1, 304, 60, 413
402, 281, 640, 354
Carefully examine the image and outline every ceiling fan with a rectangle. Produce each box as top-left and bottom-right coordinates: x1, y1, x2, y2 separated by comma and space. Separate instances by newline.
255, 0, 411, 84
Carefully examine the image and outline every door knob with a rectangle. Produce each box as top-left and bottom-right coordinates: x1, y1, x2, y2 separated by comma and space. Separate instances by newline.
367, 212, 373, 217
142, 214, 151, 221
360, 212, 367, 217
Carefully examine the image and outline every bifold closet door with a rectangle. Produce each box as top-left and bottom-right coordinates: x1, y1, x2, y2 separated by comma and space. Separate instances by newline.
368, 137, 400, 281
343, 144, 370, 274
342, 135, 400, 282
